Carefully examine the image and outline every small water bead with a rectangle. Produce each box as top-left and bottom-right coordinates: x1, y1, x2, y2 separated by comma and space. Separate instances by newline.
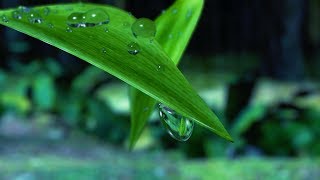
102, 48, 107, 54
18, 6, 31, 13
12, 10, 23, 19
127, 42, 140, 55
1, 15, 9, 23
158, 103, 194, 141
66, 27, 73, 32
104, 27, 109, 32
43, 7, 50, 16
27, 10, 43, 24
156, 64, 165, 72
84, 8, 110, 27
131, 18, 156, 38
47, 23, 54, 28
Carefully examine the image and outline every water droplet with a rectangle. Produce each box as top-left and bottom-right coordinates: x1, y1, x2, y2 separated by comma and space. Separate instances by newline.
158, 103, 194, 141
66, 27, 73, 32
127, 42, 140, 55
102, 48, 107, 54
18, 6, 31, 13
67, 9, 110, 28
156, 64, 165, 72
12, 10, 23, 19
186, 9, 193, 19
43, 7, 50, 16
84, 8, 110, 27
172, 8, 178, 14
47, 23, 54, 28
27, 10, 43, 24
67, 12, 86, 28
1, 15, 9, 23
131, 18, 156, 38
104, 27, 109, 32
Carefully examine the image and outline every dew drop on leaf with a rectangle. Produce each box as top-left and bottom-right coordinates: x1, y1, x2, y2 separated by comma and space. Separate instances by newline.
12, 10, 23, 19
131, 18, 156, 38
27, 10, 43, 24
102, 48, 107, 54
47, 23, 54, 28
84, 8, 110, 27
156, 64, 165, 72
43, 7, 50, 16
1, 15, 9, 23
66, 27, 73, 33
158, 103, 194, 141
127, 42, 140, 55
104, 27, 109, 32
67, 12, 86, 28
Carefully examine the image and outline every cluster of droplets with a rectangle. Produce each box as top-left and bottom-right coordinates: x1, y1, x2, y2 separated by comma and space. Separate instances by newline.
10, 6, 46, 24
158, 103, 194, 141
125, 17, 157, 56
67, 8, 110, 28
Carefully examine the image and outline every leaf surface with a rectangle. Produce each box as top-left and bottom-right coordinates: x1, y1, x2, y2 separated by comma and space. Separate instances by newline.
0, 3, 232, 148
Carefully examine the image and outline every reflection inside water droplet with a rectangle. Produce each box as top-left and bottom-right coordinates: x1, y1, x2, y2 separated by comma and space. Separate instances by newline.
1, 15, 9, 23
156, 64, 165, 72
158, 103, 194, 141
27, 10, 43, 24
12, 10, 23, 19
127, 42, 140, 55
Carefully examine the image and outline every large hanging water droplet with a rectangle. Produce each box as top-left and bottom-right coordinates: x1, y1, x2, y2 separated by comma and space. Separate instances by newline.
131, 18, 156, 38
84, 8, 110, 27
127, 42, 140, 55
67, 12, 86, 28
158, 103, 194, 141
1, 15, 9, 23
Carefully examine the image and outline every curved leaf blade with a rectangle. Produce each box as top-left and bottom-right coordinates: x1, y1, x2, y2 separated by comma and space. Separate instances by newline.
129, 0, 232, 149
0, 3, 232, 147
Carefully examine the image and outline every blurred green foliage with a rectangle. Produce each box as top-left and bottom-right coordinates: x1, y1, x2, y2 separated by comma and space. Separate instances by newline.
0, 55, 319, 157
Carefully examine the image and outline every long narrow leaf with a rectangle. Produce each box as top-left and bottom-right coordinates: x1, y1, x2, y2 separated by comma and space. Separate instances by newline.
0, 3, 232, 147
129, 0, 232, 149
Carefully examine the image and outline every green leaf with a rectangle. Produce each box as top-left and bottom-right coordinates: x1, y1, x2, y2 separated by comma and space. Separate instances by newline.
0, 2, 232, 146
129, 0, 232, 149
